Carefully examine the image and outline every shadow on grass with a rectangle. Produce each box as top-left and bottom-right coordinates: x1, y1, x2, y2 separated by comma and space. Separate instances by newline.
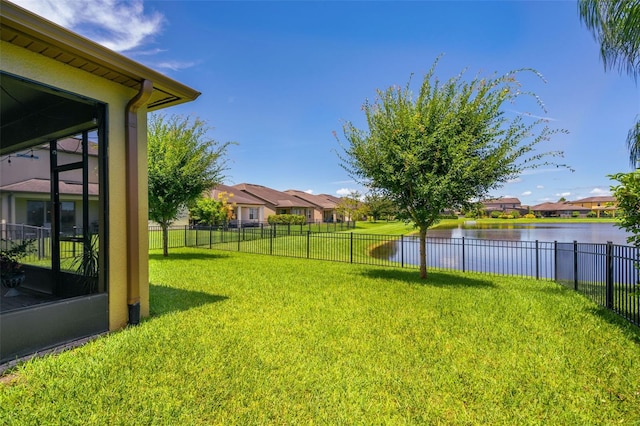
149, 251, 231, 262
359, 268, 496, 288
149, 283, 228, 317
586, 306, 640, 345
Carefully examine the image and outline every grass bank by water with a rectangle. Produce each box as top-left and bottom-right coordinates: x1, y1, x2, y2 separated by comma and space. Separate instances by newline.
1, 248, 638, 424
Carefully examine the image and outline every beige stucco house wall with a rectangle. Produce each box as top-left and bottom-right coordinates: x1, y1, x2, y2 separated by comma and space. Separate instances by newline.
1, 0, 200, 357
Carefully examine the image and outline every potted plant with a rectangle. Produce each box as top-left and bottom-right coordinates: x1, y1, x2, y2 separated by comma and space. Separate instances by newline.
70, 234, 99, 294
1, 239, 36, 296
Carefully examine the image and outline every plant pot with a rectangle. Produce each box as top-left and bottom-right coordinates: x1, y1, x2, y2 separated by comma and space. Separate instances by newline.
1, 271, 25, 297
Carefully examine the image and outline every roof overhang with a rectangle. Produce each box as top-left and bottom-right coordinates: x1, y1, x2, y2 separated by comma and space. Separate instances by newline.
0, 0, 200, 111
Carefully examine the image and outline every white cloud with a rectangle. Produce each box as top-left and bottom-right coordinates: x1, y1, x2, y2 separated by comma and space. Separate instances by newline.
304, 189, 314, 194
336, 188, 356, 196
153, 61, 198, 72
555, 192, 571, 197
507, 177, 522, 184
521, 191, 532, 196
590, 187, 611, 195
536, 185, 544, 189
13, 0, 164, 52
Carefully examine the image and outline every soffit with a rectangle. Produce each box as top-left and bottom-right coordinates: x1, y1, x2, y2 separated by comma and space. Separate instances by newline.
0, 1, 200, 110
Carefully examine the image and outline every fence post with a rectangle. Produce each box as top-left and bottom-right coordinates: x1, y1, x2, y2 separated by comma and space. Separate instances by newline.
462, 237, 466, 273
573, 240, 578, 291
238, 226, 241, 251
554, 241, 558, 282
307, 230, 311, 259
606, 241, 614, 309
401, 235, 404, 268
269, 225, 273, 255
184, 225, 188, 248
535, 240, 539, 280
209, 225, 212, 249
350, 232, 353, 263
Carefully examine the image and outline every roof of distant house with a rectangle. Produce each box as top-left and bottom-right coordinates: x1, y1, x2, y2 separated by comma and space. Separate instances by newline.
0, 178, 99, 195
284, 190, 339, 209
569, 196, 616, 204
530, 202, 589, 211
482, 197, 521, 205
233, 183, 315, 208
209, 184, 265, 206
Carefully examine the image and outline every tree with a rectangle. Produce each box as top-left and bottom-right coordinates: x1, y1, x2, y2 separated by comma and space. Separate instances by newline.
611, 171, 640, 247
364, 191, 396, 221
148, 114, 232, 256
578, 0, 640, 166
336, 191, 367, 222
189, 191, 236, 227
338, 59, 567, 278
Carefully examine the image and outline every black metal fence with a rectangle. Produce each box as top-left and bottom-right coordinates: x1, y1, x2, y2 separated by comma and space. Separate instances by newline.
149, 226, 639, 328
1, 223, 93, 261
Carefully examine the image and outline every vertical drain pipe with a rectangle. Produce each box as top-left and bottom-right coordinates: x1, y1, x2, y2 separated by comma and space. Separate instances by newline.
125, 79, 153, 325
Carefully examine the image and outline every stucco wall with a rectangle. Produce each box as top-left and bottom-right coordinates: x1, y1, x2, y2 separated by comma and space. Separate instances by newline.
2, 40, 150, 329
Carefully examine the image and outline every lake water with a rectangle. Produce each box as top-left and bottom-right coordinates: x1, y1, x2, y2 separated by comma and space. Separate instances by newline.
426, 222, 631, 245
381, 222, 635, 277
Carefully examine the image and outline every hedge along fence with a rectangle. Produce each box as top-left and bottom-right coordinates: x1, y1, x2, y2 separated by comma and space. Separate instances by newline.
267, 214, 306, 225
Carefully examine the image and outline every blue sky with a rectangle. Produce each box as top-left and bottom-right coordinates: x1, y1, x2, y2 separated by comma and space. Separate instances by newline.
14, 0, 640, 206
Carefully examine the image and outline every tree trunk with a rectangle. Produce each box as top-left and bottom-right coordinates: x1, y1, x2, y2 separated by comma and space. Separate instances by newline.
419, 226, 427, 279
162, 223, 169, 257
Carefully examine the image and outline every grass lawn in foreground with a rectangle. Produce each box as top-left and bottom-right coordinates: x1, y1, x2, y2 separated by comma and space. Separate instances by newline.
1, 248, 639, 424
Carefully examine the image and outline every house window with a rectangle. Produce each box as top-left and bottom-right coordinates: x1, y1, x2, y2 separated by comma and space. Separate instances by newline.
249, 208, 259, 220
27, 200, 75, 232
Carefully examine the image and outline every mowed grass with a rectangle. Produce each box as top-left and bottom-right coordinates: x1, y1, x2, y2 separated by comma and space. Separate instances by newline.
2, 248, 640, 424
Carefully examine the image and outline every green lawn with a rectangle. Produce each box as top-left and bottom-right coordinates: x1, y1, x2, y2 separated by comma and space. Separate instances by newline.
1, 248, 639, 424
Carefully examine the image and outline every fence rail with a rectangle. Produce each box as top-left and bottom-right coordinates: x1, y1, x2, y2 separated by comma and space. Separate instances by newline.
149, 225, 639, 328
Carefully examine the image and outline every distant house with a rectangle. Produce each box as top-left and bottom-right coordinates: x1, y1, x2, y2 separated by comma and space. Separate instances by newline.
208, 183, 266, 226
481, 197, 523, 214
1, 138, 100, 234
530, 202, 590, 218
233, 183, 316, 222
567, 196, 617, 218
285, 190, 340, 222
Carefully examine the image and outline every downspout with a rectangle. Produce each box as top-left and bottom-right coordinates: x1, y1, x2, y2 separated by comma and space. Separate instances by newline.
125, 79, 153, 325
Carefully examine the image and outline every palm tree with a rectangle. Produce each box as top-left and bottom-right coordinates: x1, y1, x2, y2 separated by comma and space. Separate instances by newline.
578, 0, 640, 166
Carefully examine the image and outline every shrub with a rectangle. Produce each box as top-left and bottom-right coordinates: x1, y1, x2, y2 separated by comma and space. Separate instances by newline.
587, 211, 598, 218
510, 211, 521, 219
524, 213, 536, 219
572, 211, 580, 218
267, 214, 306, 225
490, 211, 501, 218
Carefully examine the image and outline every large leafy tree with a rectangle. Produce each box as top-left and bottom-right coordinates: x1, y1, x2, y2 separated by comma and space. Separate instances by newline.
611, 171, 640, 247
364, 191, 396, 222
578, 0, 640, 166
339, 59, 567, 279
148, 114, 232, 256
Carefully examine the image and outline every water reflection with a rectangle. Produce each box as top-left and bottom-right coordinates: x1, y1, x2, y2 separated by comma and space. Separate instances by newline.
428, 222, 630, 245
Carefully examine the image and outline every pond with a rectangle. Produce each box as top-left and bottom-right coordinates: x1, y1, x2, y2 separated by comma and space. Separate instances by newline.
427, 222, 631, 245
378, 222, 636, 277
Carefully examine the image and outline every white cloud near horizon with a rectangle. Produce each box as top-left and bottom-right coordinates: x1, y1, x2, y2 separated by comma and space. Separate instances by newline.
590, 187, 611, 195
12, 0, 163, 52
521, 191, 532, 196
336, 188, 357, 196
304, 189, 314, 194
536, 185, 544, 189
555, 192, 571, 197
